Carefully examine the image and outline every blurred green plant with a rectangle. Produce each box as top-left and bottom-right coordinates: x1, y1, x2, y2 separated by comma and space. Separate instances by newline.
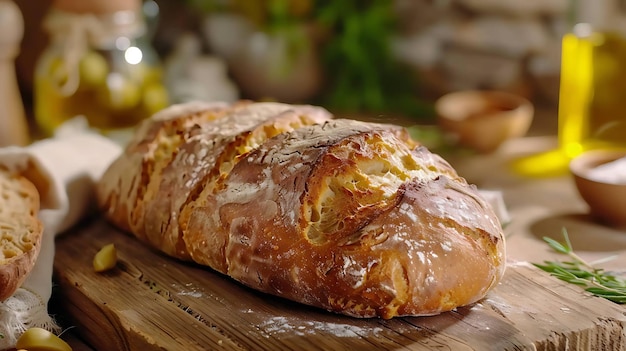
184, 0, 433, 119
312, 0, 432, 119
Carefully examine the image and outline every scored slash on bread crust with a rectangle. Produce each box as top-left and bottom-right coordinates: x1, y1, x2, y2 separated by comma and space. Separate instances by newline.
97, 102, 506, 319
0, 168, 43, 302
99, 101, 333, 260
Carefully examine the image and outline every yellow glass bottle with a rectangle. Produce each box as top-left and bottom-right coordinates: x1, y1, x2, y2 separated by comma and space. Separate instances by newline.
558, 2, 626, 158
512, 0, 626, 177
34, 0, 169, 140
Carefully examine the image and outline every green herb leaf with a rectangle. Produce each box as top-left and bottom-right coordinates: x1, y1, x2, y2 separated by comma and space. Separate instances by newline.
542, 236, 570, 254
533, 228, 626, 304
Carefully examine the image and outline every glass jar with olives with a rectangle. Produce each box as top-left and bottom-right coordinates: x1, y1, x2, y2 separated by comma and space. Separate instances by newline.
34, 0, 168, 141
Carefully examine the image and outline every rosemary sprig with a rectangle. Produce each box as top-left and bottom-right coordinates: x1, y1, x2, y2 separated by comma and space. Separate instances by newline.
533, 228, 626, 304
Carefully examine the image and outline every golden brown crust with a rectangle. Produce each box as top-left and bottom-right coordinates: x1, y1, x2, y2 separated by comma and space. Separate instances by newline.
97, 101, 238, 239
0, 168, 43, 302
97, 102, 506, 318
98, 101, 334, 259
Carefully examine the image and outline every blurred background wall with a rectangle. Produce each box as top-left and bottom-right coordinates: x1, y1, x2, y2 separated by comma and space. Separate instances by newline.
11, 0, 574, 123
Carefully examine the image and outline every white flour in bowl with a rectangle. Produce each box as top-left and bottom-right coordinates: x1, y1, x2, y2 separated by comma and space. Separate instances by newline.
585, 156, 626, 184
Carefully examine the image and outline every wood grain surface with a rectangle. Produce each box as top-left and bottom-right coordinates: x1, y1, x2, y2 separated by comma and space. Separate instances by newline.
53, 215, 626, 351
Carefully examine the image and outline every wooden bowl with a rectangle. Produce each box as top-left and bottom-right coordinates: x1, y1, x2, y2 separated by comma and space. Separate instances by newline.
570, 150, 626, 228
435, 90, 534, 153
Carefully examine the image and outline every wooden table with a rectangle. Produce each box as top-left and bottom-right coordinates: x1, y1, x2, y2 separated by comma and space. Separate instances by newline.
52, 109, 626, 350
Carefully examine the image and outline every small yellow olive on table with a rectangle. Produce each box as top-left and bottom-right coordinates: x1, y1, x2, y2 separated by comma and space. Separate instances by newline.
15, 327, 72, 351
93, 243, 117, 272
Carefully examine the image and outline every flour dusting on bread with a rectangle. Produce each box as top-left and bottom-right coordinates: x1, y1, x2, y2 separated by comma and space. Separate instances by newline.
97, 101, 506, 319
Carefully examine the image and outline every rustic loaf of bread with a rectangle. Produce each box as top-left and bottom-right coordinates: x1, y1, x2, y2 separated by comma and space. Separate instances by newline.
97, 101, 506, 319
0, 168, 43, 302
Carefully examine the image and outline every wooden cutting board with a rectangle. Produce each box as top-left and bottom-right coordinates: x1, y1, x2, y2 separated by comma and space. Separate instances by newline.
53, 218, 626, 351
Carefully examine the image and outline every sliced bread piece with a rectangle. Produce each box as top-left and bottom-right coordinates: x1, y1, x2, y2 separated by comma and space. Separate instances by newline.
0, 168, 43, 301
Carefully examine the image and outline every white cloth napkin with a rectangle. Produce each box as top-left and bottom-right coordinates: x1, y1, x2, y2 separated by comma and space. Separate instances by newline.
0, 119, 122, 349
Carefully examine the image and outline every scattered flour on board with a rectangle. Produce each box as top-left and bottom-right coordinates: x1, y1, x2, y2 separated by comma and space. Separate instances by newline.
174, 283, 204, 298
258, 316, 384, 338
177, 290, 203, 298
